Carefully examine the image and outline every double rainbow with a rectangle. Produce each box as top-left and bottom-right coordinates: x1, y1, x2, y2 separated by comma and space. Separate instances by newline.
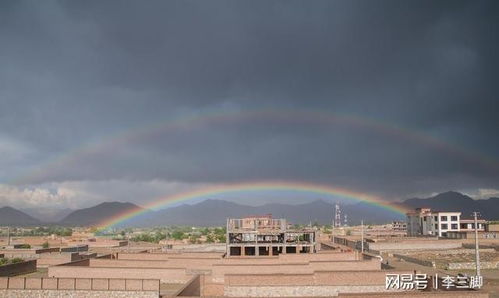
15, 108, 499, 185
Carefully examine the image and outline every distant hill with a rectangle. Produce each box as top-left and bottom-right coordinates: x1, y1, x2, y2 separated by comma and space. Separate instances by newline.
21, 207, 73, 223
402, 191, 499, 220
3, 191, 496, 227
128, 199, 406, 227
124, 191, 499, 227
59, 202, 143, 226
0, 206, 41, 226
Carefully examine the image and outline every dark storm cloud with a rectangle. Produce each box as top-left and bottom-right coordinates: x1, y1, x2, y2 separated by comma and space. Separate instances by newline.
1, 0, 499, 200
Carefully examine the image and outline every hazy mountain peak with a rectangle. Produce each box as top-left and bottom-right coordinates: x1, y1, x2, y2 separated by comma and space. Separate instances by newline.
0, 206, 41, 226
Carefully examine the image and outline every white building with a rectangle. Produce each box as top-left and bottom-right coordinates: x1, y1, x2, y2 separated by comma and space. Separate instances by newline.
406, 208, 461, 237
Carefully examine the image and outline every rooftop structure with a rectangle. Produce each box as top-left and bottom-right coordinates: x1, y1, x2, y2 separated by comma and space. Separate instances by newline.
226, 215, 319, 257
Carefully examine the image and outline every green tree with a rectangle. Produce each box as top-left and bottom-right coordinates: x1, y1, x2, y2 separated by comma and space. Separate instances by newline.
216, 234, 226, 243
42, 241, 50, 249
171, 231, 185, 240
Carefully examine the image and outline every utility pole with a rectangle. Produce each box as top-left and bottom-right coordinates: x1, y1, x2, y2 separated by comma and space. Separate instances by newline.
360, 220, 364, 253
7, 227, 11, 246
473, 212, 481, 277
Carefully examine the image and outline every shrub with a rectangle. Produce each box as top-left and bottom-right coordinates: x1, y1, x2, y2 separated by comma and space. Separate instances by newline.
10, 258, 24, 264
42, 241, 50, 248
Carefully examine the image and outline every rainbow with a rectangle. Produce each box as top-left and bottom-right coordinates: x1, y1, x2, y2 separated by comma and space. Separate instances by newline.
14, 108, 499, 185
95, 181, 409, 231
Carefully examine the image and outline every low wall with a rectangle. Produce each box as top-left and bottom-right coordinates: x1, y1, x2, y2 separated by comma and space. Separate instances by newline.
36, 252, 96, 268
0, 248, 59, 259
392, 254, 435, 267
279, 252, 357, 262
217, 252, 357, 266
116, 252, 221, 260
60, 245, 89, 253
309, 260, 380, 271
0, 289, 158, 297
224, 285, 387, 297
224, 270, 412, 297
48, 266, 189, 283
0, 260, 37, 277
58, 258, 90, 267
89, 258, 216, 269
0, 277, 159, 291
226, 270, 410, 286
211, 261, 382, 284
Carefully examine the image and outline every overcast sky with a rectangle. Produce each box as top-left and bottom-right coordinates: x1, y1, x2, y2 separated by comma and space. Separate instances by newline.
1, 0, 499, 209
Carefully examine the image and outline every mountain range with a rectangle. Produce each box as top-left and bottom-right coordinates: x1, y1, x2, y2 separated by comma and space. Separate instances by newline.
0, 206, 41, 226
0, 191, 497, 227
402, 191, 499, 219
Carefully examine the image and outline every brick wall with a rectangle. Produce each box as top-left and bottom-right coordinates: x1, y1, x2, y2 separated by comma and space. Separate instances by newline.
225, 270, 412, 286
116, 252, 222, 260
0, 260, 37, 277
0, 277, 159, 291
48, 266, 189, 283
89, 258, 216, 269
0, 290, 158, 297
223, 270, 413, 297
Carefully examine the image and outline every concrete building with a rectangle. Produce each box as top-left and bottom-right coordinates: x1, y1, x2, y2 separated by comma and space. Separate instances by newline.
460, 218, 487, 232
226, 215, 318, 257
406, 208, 461, 237
391, 221, 407, 231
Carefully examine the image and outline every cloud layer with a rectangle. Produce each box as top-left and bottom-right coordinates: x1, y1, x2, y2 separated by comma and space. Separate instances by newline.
1, 1, 498, 207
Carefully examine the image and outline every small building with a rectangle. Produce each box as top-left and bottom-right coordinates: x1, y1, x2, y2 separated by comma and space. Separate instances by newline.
226, 215, 318, 257
406, 208, 461, 237
459, 218, 487, 232
391, 221, 407, 231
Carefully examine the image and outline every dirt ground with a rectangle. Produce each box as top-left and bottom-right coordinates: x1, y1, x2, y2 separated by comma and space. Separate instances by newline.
384, 253, 499, 297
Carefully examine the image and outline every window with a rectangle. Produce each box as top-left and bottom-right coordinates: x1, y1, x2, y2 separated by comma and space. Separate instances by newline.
441, 223, 448, 230
460, 224, 467, 229
423, 217, 427, 222
440, 216, 448, 221
435, 224, 438, 230
451, 224, 458, 230
434, 216, 438, 221
451, 216, 458, 221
